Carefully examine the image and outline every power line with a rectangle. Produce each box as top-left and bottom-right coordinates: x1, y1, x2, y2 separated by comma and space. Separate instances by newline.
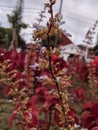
0, 8, 39, 14
0, 4, 97, 27
0, 5, 96, 25
64, 14, 95, 25
0, 5, 42, 11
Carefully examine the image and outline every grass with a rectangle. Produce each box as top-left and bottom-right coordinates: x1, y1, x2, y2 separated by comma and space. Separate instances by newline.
0, 98, 19, 130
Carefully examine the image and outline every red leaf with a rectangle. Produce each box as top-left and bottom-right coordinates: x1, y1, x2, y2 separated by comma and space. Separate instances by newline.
94, 56, 98, 66
81, 112, 94, 128
92, 126, 98, 130
95, 118, 98, 125
83, 101, 94, 111
4, 86, 10, 97
91, 102, 98, 117
31, 106, 38, 127
8, 102, 21, 127
10, 49, 17, 59
73, 87, 86, 101
51, 54, 58, 62
66, 108, 78, 124
54, 110, 63, 127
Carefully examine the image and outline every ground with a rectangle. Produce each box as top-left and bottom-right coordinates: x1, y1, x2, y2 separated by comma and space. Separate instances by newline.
0, 98, 19, 130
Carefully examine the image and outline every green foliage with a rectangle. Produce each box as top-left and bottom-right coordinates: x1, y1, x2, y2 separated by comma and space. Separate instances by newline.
7, 0, 27, 48
0, 27, 12, 48
18, 34, 26, 48
0, 27, 25, 49
7, 0, 27, 34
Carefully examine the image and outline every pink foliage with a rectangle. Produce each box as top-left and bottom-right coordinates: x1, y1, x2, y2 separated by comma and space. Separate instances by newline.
81, 102, 98, 129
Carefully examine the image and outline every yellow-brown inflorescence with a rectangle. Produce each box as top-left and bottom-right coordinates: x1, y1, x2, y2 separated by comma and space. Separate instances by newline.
33, 0, 62, 42
88, 61, 98, 100
33, 0, 75, 129
0, 0, 76, 130
0, 59, 34, 128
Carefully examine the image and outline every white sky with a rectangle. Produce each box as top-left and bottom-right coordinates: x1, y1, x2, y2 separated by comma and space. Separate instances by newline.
0, 0, 98, 45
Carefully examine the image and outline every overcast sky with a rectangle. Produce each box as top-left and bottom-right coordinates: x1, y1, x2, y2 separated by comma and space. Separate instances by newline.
0, 0, 98, 45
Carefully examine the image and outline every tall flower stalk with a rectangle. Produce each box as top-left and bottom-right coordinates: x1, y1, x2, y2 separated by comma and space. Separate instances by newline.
46, 1, 70, 129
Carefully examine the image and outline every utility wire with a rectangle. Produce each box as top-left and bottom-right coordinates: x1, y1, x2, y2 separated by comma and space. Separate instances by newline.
0, 5, 42, 11
0, 5, 96, 26
64, 14, 95, 25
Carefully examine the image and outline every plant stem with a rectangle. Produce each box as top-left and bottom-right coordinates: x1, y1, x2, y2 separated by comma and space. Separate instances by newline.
48, 52, 69, 129
46, 2, 70, 129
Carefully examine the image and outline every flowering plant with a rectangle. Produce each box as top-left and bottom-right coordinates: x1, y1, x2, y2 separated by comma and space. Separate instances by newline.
0, 0, 98, 130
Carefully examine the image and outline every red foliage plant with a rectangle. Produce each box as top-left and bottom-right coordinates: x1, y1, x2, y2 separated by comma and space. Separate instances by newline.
81, 101, 98, 130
